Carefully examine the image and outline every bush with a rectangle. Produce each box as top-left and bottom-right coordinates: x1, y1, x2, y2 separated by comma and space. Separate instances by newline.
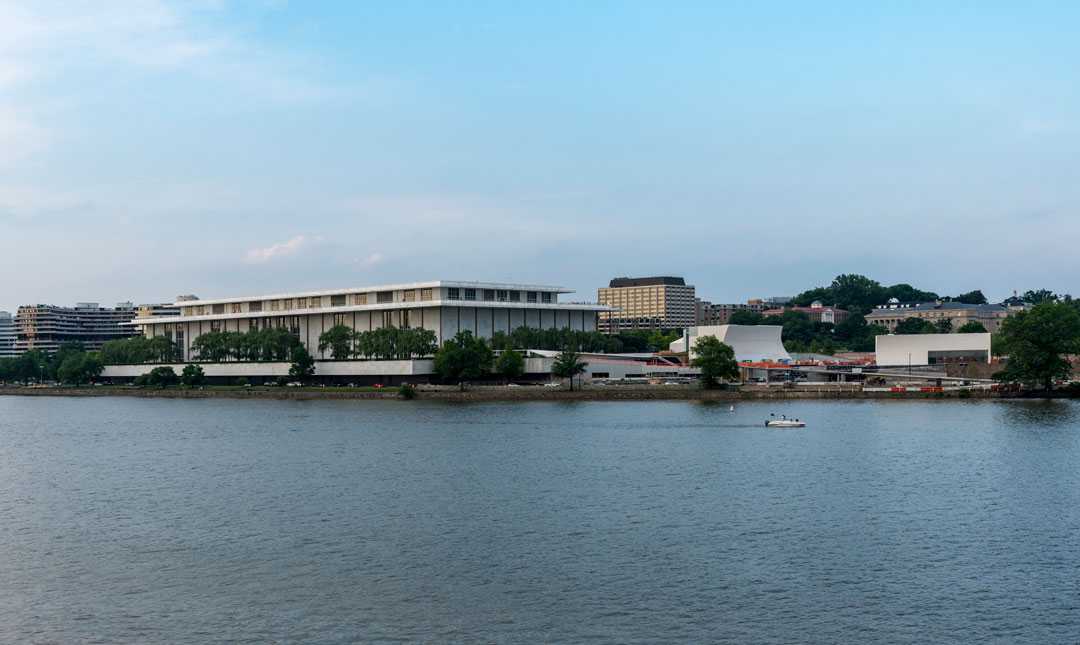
398, 383, 417, 400
275, 376, 289, 387
137, 366, 178, 388
233, 377, 249, 387
180, 364, 205, 387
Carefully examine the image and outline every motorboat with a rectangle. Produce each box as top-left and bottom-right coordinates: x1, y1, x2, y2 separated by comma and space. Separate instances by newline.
765, 414, 805, 428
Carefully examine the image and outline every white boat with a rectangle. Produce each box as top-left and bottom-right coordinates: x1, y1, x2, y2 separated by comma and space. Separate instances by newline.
765, 414, 805, 428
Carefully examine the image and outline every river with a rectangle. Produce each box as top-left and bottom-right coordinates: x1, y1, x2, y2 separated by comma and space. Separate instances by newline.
1, 396, 1078, 643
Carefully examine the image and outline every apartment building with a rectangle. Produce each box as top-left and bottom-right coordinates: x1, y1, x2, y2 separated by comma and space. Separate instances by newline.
14, 302, 179, 354
695, 299, 767, 325
0, 311, 15, 358
597, 276, 696, 333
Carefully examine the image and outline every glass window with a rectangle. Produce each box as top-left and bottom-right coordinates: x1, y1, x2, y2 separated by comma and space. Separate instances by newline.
333, 313, 348, 325
464, 288, 477, 301
496, 290, 508, 302
420, 288, 433, 301
377, 291, 394, 304
353, 294, 367, 305
542, 292, 552, 304
447, 288, 461, 300
331, 294, 347, 307
269, 300, 280, 311
527, 291, 537, 303
212, 304, 225, 314
509, 291, 520, 302
231, 303, 242, 313
403, 290, 416, 302
382, 311, 395, 328
249, 301, 262, 312
310, 298, 322, 309
484, 290, 495, 301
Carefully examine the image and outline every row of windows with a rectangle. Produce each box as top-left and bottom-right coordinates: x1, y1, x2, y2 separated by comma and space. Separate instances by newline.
186, 289, 439, 316
446, 288, 552, 304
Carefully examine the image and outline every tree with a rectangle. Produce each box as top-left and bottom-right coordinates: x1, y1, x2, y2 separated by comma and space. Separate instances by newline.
993, 301, 1080, 391
288, 346, 316, 382
691, 336, 739, 388
957, 321, 988, 334
136, 366, 179, 387
551, 349, 588, 391
494, 349, 525, 381
433, 331, 494, 388
318, 324, 355, 360
180, 364, 206, 387
147, 336, 177, 363
728, 310, 765, 325
56, 352, 103, 385
894, 317, 937, 334
953, 290, 987, 305
13, 350, 46, 384
934, 318, 953, 334
1022, 289, 1059, 305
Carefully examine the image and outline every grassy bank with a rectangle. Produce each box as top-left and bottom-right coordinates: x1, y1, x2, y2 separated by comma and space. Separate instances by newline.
0, 385, 1034, 402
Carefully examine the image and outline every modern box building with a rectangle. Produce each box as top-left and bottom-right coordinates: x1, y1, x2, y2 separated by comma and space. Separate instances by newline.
875, 333, 992, 367
0, 311, 16, 358
129, 280, 608, 361
598, 276, 696, 333
14, 302, 180, 354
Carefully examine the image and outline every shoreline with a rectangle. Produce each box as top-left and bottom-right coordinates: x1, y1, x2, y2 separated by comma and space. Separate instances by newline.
0, 385, 1052, 402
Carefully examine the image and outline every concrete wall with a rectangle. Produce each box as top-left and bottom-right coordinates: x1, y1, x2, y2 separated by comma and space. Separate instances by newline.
875, 333, 991, 366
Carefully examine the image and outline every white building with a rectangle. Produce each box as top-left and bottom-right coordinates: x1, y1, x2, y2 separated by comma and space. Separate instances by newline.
668, 325, 792, 363
128, 281, 609, 361
875, 333, 991, 367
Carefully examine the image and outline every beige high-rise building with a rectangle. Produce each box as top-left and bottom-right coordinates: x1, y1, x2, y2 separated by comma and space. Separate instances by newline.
598, 277, 696, 333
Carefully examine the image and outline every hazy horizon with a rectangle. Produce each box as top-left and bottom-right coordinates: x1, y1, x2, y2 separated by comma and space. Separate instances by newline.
3, 1, 1078, 312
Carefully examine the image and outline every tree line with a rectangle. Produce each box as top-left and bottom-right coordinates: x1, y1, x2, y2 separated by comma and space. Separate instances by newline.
0, 343, 104, 385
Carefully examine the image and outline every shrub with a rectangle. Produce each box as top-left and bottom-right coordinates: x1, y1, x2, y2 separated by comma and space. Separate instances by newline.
137, 366, 178, 388
398, 383, 417, 400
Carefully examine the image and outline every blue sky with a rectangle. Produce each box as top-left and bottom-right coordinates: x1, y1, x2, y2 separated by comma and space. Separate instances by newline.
2, 1, 1079, 311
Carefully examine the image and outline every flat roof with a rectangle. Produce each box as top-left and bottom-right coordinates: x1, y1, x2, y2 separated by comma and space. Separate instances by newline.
607, 276, 688, 288
171, 280, 573, 307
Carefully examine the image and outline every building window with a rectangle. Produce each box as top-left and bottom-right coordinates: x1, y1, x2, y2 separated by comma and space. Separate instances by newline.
403, 290, 416, 302
420, 288, 433, 301
211, 321, 221, 332
527, 291, 538, 303
382, 311, 395, 328
464, 288, 477, 301
282, 299, 294, 310
542, 292, 552, 304
484, 290, 495, 301
270, 300, 280, 311
310, 298, 322, 309
377, 291, 394, 304
331, 294, 347, 307
231, 303, 242, 314
401, 310, 411, 329
333, 313, 348, 326
212, 304, 225, 315
249, 301, 262, 312
353, 293, 368, 306
509, 291, 520, 302
447, 288, 461, 300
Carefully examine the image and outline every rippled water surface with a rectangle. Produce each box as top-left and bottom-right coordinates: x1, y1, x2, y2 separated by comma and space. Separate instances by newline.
2, 396, 1080, 643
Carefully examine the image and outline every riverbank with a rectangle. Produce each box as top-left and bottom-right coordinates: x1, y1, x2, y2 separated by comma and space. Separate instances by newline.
0, 385, 1046, 401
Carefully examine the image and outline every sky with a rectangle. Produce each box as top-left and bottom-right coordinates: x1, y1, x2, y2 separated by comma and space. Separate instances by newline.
2, 1, 1079, 312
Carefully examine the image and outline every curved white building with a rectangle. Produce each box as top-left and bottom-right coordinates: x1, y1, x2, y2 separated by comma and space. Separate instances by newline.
670, 325, 791, 362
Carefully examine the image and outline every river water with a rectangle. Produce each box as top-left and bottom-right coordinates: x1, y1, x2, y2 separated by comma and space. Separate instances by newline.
1, 396, 1079, 643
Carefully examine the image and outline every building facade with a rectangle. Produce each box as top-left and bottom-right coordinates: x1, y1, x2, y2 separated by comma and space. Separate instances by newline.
875, 333, 992, 366
0, 311, 16, 358
668, 324, 792, 363
695, 299, 767, 325
762, 301, 851, 325
865, 301, 1021, 333
14, 302, 179, 354
598, 276, 696, 333
129, 281, 607, 361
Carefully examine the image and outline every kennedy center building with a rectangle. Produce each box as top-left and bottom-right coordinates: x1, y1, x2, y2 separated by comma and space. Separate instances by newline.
129, 280, 608, 361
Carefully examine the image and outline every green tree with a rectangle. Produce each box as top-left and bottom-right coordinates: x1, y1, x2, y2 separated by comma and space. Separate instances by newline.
691, 336, 739, 388
934, 318, 954, 333
1022, 289, 1059, 305
953, 290, 988, 305
13, 350, 47, 384
728, 310, 765, 325
180, 364, 206, 387
433, 331, 494, 388
494, 349, 525, 381
288, 345, 316, 382
136, 366, 179, 387
895, 317, 937, 334
993, 301, 1080, 391
318, 324, 355, 360
56, 352, 103, 385
957, 321, 988, 333
551, 349, 588, 391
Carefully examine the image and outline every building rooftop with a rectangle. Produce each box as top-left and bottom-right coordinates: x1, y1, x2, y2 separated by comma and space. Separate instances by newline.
870, 301, 1011, 314
608, 276, 687, 288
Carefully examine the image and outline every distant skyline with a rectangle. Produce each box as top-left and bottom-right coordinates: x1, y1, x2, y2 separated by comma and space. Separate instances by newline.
2, 1, 1079, 312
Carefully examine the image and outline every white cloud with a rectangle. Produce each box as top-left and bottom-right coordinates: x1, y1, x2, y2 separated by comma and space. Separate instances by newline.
245, 235, 318, 264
